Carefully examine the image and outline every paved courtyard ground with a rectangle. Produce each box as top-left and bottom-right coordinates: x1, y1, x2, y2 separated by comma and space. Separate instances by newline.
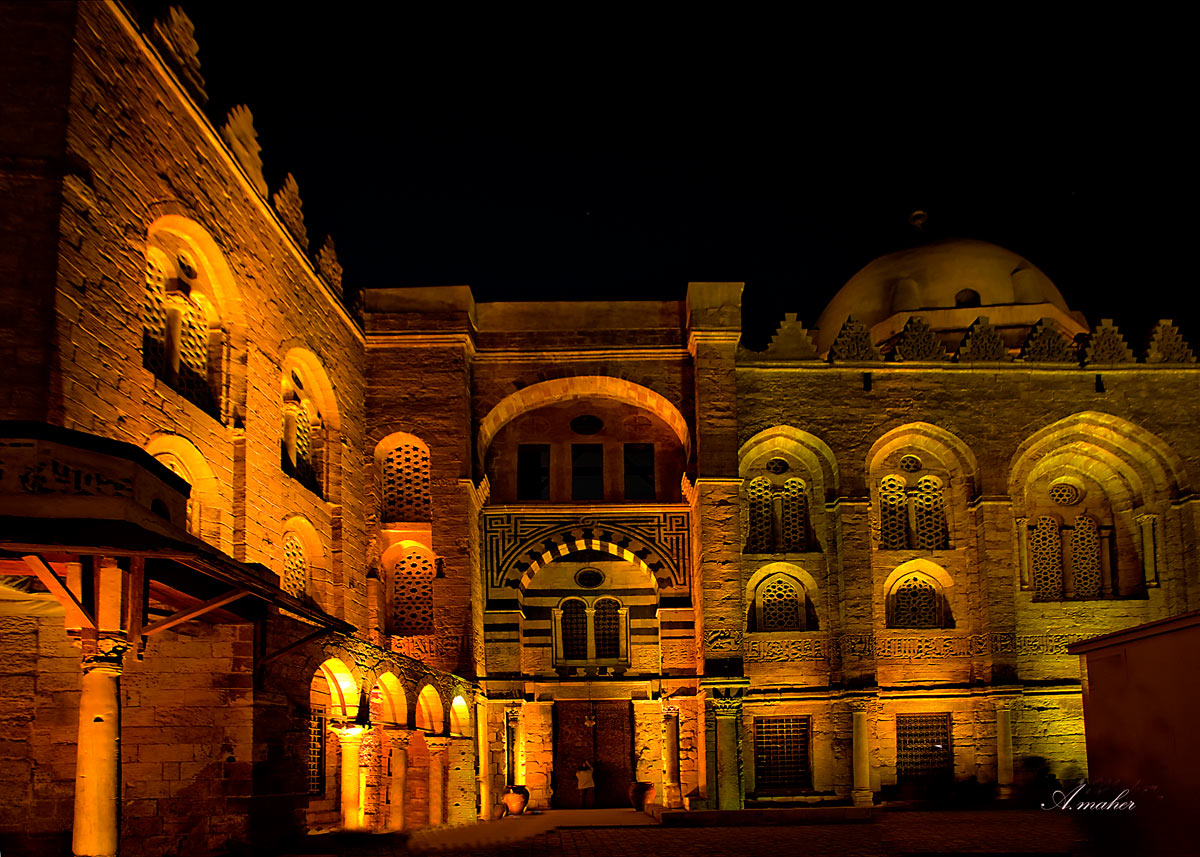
277, 806, 1188, 857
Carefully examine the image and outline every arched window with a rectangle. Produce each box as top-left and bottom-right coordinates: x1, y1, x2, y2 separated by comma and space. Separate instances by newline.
282, 532, 308, 598
1027, 509, 1110, 601
282, 371, 325, 497
887, 572, 948, 629
380, 438, 431, 523
744, 472, 812, 553
878, 473, 950, 550
142, 246, 223, 418
1071, 515, 1102, 598
389, 548, 436, 635
594, 598, 620, 658
1030, 515, 1064, 600
754, 574, 804, 631
561, 600, 588, 660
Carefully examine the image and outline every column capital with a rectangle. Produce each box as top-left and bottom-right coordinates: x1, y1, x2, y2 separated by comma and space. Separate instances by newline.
848, 699, 870, 713
709, 695, 744, 717
81, 637, 128, 673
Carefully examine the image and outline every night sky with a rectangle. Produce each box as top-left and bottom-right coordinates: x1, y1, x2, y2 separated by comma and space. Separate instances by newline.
155, 5, 1190, 349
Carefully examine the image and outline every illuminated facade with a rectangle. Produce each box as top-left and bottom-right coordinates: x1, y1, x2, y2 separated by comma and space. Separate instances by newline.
2, 4, 1199, 857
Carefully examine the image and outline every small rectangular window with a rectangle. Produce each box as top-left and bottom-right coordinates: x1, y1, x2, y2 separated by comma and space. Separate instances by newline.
572, 444, 604, 501
624, 443, 656, 501
517, 444, 551, 500
753, 716, 811, 792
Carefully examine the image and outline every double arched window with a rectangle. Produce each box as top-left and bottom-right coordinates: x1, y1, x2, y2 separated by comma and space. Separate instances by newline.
746, 474, 811, 553
879, 474, 949, 550
554, 597, 627, 663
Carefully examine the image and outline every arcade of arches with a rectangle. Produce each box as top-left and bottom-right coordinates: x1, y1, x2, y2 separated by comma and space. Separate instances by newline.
2, 7, 1200, 857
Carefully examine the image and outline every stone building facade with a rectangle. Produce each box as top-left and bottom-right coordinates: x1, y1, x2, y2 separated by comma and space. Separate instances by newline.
3, 3, 1199, 857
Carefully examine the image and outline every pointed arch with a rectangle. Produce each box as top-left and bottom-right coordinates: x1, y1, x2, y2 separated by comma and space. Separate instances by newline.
370, 672, 408, 726
738, 425, 839, 497
315, 657, 359, 719
449, 695, 471, 737
374, 431, 432, 523
415, 682, 445, 733
477, 375, 690, 466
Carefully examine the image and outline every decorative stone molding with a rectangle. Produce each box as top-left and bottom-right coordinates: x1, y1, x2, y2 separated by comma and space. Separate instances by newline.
703, 628, 744, 653
744, 635, 828, 662
893, 316, 947, 362
957, 316, 1009, 362
221, 105, 268, 198
1146, 319, 1196, 364
151, 6, 207, 105
272, 173, 309, 251
1020, 319, 1076, 363
1085, 319, 1135, 365
828, 316, 882, 362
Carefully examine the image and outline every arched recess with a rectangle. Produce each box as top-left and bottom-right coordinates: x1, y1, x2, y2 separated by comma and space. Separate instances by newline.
370, 672, 408, 726
739, 426, 838, 554
449, 695, 471, 737
144, 215, 247, 423
373, 432, 432, 524
281, 347, 342, 501
282, 515, 328, 604
867, 423, 976, 551
380, 540, 437, 636
1008, 412, 1189, 596
415, 682, 445, 733
145, 433, 223, 546
477, 375, 691, 467
744, 562, 820, 632
738, 426, 839, 497
315, 657, 359, 720
883, 559, 956, 629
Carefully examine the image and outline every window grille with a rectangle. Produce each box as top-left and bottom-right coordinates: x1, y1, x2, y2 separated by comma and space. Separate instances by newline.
780, 479, 808, 552
890, 575, 939, 628
594, 599, 620, 658
914, 476, 948, 550
382, 442, 432, 521
759, 577, 801, 631
754, 716, 811, 791
896, 714, 953, 783
746, 477, 774, 552
1071, 515, 1102, 598
561, 600, 587, 659
1030, 515, 1064, 600
282, 533, 307, 598
880, 475, 908, 549
389, 550, 435, 635
308, 711, 326, 796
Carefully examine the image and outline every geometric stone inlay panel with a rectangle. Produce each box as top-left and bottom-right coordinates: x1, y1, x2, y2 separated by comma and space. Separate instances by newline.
482, 509, 690, 590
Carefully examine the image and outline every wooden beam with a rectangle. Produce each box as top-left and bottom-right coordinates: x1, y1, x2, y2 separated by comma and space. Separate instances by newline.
125, 557, 145, 645
22, 554, 95, 629
140, 589, 251, 636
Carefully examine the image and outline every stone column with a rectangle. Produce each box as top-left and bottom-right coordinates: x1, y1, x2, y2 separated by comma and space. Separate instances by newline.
996, 703, 1014, 800
386, 729, 409, 831
332, 726, 368, 830
709, 693, 745, 811
663, 706, 682, 808
850, 701, 873, 807
72, 639, 126, 857
426, 736, 450, 827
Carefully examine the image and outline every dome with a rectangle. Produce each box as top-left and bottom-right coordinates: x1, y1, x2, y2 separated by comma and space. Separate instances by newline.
813, 239, 1085, 356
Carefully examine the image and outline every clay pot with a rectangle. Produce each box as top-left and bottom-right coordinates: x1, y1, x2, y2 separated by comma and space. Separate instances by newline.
629, 781, 657, 811
502, 785, 529, 816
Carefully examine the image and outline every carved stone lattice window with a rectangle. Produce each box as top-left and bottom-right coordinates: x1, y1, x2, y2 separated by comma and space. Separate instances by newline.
561, 600, 587, 660
914, 476, 949, 550
1071, 515, 1102, 598
594, 599, 620, 659
1030, 515, 1064, 600
880, 476, 908, 550
282, 393, 324, 498
889, 574, 940, 629
781, 479, 808, 552
389, 550, 435, 636
382, 442, 432, 522
282, 533, 308, 598
758, 576, 802, 631
142, 249, 220, 417
746, 477, 774, 552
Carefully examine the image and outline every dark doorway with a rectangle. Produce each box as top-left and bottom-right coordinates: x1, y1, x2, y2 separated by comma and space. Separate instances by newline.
553, 700, 632, 808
